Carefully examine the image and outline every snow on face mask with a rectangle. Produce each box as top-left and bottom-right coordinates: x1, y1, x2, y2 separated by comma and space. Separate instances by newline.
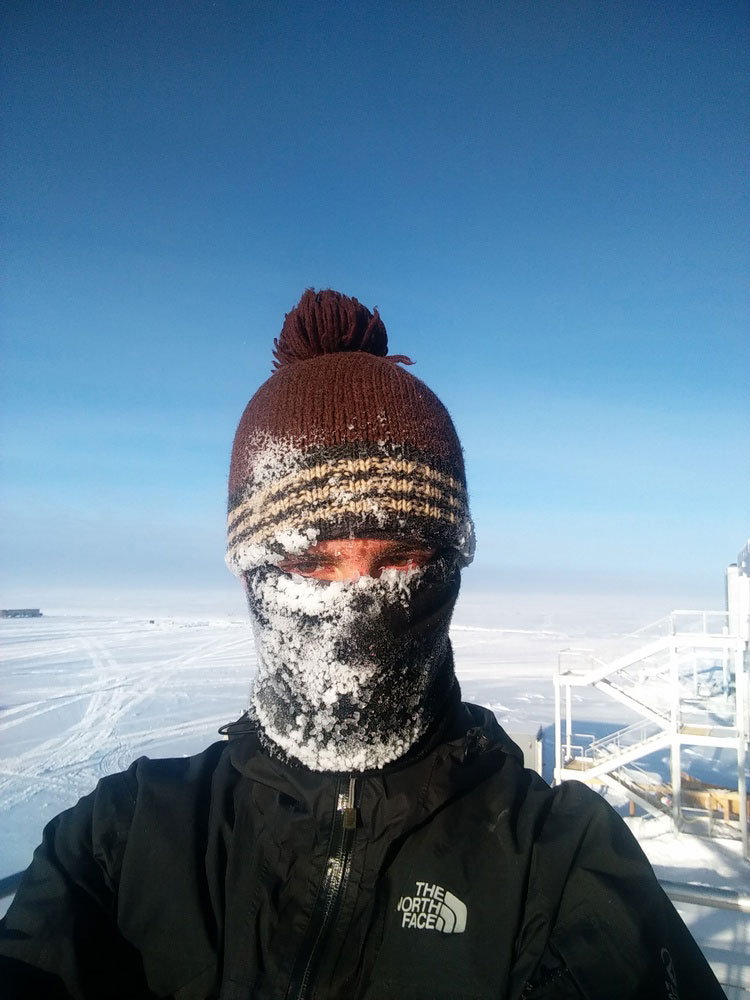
245, 555, 460, 772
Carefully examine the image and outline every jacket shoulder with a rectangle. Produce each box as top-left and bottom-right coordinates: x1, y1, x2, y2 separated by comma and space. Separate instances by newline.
0, 739, 236, 998
514, 779, 725, 999
119, 738, 230, 798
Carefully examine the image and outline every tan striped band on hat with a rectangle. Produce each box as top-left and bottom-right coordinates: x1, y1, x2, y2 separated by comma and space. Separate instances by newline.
228, 456, 463, 538
226, 451, 470, 570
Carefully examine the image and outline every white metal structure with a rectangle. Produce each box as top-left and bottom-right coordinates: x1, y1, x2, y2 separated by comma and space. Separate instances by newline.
554, 542, 750, 861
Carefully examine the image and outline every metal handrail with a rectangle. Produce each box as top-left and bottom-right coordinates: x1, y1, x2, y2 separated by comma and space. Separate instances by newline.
557, 648, 609, 675
629, 610, 730, 640
619, 759, 664, 787
660, 879, 750, 913
587, 718, 662, 758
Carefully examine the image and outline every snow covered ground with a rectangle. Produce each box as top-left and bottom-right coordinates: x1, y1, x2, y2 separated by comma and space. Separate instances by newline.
1, 587, 748, 994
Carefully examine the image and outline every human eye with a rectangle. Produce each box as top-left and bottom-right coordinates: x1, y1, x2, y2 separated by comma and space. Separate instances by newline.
278, 554, 331, 576
379, 547, 435, 571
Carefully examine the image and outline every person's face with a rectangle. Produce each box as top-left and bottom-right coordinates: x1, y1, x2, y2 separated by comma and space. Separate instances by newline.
277, 538, 436, 582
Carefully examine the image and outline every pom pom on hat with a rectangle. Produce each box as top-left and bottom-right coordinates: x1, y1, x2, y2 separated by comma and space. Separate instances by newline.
272, 288, 412, 370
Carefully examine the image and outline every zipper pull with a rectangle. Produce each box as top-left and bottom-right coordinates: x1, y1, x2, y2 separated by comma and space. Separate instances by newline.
339, 775, 357, 830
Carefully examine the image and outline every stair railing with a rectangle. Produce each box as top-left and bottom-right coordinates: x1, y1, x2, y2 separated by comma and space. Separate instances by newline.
586, 719, 664, 761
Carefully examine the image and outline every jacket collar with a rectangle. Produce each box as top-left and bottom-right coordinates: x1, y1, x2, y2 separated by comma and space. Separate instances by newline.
225, 698, 524, 840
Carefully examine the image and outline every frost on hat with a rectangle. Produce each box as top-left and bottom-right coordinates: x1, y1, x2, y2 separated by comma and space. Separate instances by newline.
225, 289, 475, 574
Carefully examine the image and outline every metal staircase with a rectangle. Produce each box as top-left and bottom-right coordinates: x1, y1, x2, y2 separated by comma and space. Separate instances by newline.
566, 720, 672, 782
554, 608, 749, 857
600, 760, 672, 821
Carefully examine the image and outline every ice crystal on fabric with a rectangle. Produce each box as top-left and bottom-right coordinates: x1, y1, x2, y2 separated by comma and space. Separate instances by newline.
245, 557, 459, 772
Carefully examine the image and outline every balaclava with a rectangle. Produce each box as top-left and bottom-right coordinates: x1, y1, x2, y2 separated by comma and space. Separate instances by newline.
226, 289, 474, 771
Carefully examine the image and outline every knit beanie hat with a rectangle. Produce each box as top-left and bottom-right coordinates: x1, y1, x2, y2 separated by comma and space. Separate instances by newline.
226, 289, 474, 573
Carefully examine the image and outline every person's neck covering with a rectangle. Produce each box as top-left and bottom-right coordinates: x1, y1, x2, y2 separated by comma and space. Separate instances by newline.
245, 554, 460, 772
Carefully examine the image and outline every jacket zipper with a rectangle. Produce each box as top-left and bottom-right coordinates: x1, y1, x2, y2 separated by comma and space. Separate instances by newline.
286, 775, 358, 1000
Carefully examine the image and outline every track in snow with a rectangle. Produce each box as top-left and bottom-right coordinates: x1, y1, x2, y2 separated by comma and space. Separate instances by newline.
0, 616, 254, 870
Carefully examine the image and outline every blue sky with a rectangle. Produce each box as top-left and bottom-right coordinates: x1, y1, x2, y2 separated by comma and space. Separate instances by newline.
1, 1, 748, 604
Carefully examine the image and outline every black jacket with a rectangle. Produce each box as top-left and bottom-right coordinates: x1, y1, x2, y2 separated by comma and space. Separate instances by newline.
0, 703, 725, 999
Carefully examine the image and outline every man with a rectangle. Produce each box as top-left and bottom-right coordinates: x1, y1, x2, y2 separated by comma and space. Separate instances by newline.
0, 290, 725, 998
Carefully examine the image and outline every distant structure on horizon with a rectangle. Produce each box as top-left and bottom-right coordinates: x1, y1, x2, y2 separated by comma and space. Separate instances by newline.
727, 539, 750, 643
1, 608, 43, 618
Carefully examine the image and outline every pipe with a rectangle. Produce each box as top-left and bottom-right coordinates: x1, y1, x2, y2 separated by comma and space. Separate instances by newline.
660, 879, 750, 913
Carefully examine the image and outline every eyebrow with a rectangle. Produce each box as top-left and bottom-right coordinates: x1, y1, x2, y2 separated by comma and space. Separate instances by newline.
283, 552, 335, 562
382, 542, 433, 552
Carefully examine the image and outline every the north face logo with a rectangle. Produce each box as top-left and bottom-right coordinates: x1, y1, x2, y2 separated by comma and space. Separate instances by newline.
396, 881, 467, 933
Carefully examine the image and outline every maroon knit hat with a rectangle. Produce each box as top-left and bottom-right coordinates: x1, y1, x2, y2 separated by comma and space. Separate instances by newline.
226, 290, 474, 573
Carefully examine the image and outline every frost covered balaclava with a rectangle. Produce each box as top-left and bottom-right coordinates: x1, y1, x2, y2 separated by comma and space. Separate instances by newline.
226, 289, 474, 771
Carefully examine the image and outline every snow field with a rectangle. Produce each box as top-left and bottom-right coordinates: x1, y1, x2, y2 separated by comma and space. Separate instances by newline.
1, 594, 748, 992
1, 614, 252, 872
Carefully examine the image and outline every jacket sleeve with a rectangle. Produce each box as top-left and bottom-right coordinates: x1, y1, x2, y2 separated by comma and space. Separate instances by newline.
514, 781, 726, 1000
0, 768, 155, 1000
